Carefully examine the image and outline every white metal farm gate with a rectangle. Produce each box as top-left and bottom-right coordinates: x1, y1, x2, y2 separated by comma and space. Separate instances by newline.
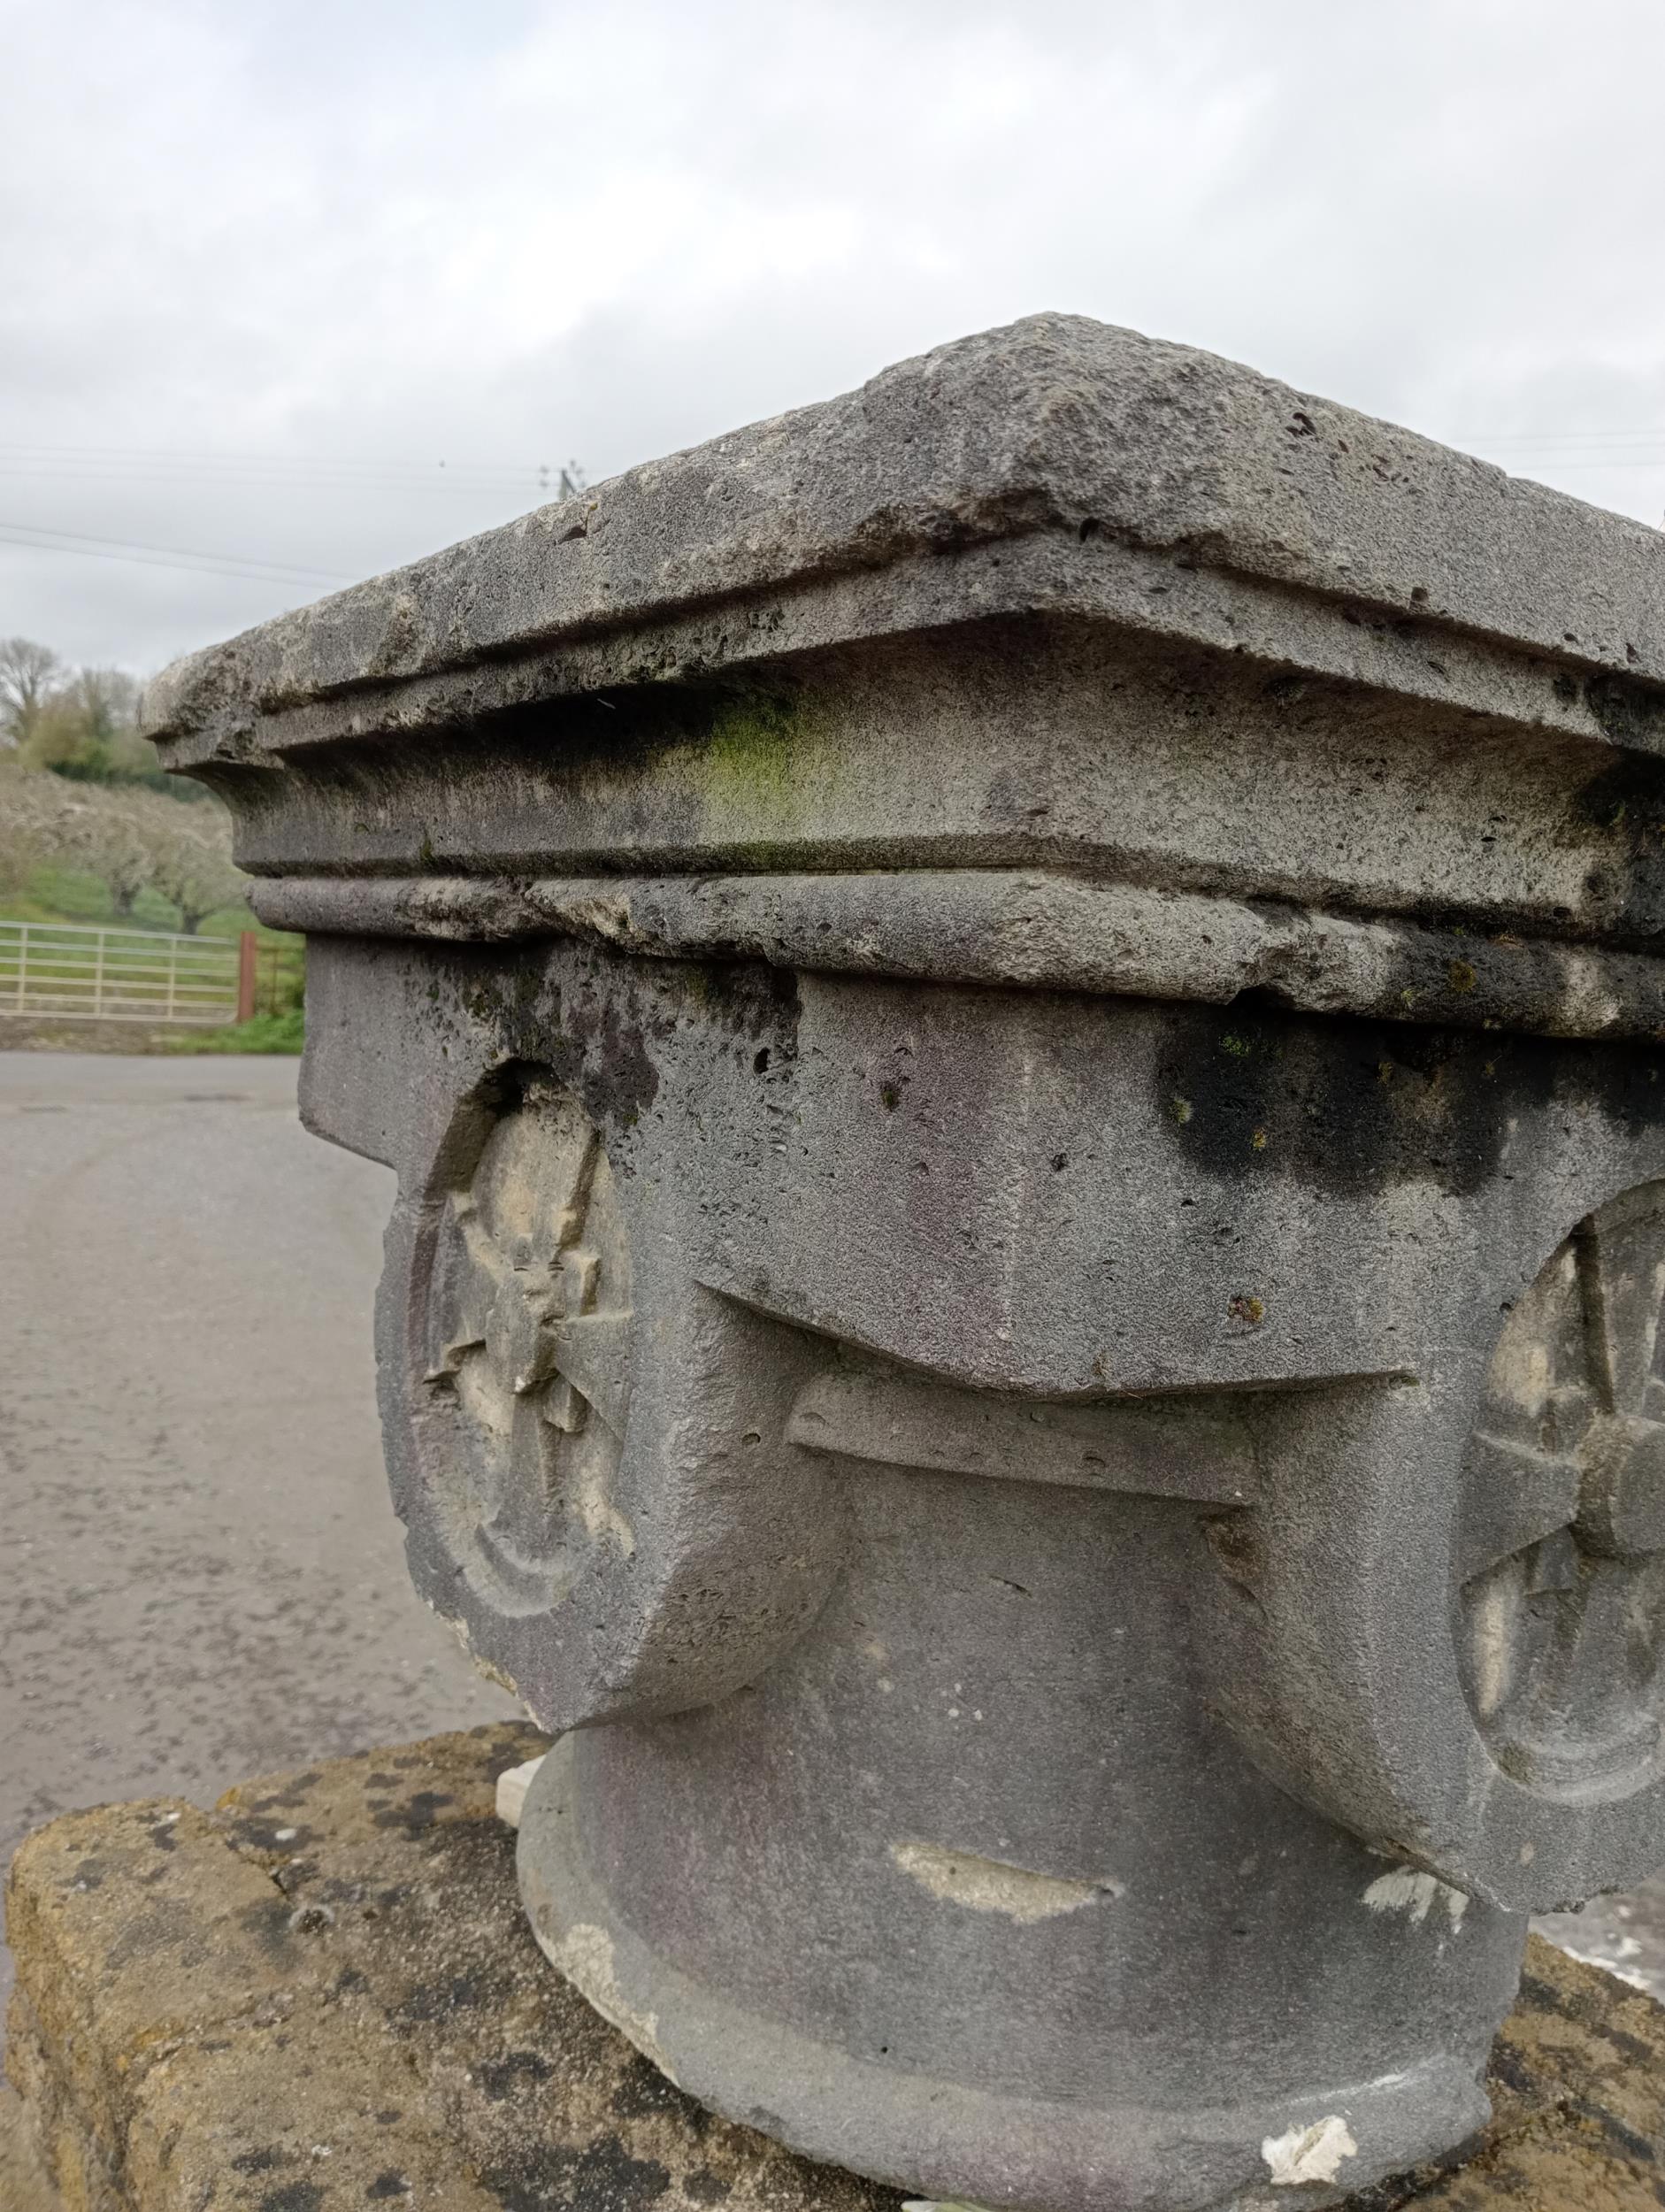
0, 919, 243, 1025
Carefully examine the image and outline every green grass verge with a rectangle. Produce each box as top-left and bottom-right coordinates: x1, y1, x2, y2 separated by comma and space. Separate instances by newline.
161, 1008, 304, 1056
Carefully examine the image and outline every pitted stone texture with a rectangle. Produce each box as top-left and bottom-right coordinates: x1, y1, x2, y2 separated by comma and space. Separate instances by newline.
131, 322, 1665, 2206
3, 1726, 902, 2212
143, 314, 1665, 760
142, 320, 1665, 1046
8, 1732, 1665, 2212
0, 2083, 60, 2212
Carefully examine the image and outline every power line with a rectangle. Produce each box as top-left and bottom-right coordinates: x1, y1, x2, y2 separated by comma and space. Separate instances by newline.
1501, 458, 1665, 472
0, 520, 353, 588
1452, 426, 1665, 445
0, 440, 556, 467
0, 466, 548, 494
0, 443, 586, 493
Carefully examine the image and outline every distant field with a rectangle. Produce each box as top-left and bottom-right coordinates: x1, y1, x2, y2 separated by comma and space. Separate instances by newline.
0, 865, 303, 1053
0, 860, 272, 941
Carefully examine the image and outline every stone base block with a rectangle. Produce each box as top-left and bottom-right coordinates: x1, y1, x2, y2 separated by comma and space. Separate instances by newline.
7, 1724, 1665, 2212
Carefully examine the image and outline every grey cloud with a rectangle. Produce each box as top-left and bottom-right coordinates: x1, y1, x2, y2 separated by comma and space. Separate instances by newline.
2, 0, 1661, 672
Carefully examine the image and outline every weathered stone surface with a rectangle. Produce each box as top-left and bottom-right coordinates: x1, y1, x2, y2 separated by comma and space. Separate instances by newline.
139, 321, 1665, 2208
0, 2082, 58, 2212
4, 1726, 905, 2212
9, 1732, 1665, 2212
145, 316, 1665, 1044
145, 314, 1665, 761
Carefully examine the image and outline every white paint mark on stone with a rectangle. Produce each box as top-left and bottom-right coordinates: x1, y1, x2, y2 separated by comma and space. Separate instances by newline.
1363, 1866, 1469, 1931
572, 1458, 635, 1557
273, 1827, 297, 1843
533, 1918, 679, 2083
496, 1755, 546, 1829
890, 1839, 1121, 1924
1261, 2116, 1358, 2186
1469, 1577, 1513, 1718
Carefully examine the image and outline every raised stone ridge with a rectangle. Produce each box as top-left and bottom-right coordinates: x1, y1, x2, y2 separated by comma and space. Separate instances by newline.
143, 311, 1665, 760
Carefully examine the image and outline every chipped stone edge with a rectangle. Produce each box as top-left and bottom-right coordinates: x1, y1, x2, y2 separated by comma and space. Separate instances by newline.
495, 1755, 547, 1830
1261, 2114, 1360, 2187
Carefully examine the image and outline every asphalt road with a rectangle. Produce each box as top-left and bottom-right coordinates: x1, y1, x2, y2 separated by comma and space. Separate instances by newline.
0, 1050, 510, 2017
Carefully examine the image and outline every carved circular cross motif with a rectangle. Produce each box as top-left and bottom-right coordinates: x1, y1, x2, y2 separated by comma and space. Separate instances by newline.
420, 1071, 633, 1614
1458, 1180, 1665, 1796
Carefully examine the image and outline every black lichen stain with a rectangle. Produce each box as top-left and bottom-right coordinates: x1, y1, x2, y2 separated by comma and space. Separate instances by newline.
393, 1970, 490, 2024
245, 1776, 323, 1811
443, 928, 803, 1148
1576, 747, 1665, 941
678, 957, 802, 1066
683, 2171, 733, 2204
567, 995, 664, 1133
365, 2172, 412, 2200
610, 2050, 710, 2130
456, 949, 664, 1138
1566, 2093, 1658, 2165
1585, 672, 1665, 757
1485, 2040, 1541, 2097
234, 1893, 304, 1966
369, 1790, 454, 1838
1153, 998, 1662, 1200
259, 2185, 326, 2212
481, 2133, 672, 2212
477, 2048, 556, 2101
233, 2147, 291, 2174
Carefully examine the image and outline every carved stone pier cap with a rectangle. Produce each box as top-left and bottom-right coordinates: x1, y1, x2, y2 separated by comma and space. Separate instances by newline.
148, 317, 1665, 2212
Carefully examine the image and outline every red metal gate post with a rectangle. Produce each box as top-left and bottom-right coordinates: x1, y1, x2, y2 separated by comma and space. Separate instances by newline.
236, 931, 258, 1023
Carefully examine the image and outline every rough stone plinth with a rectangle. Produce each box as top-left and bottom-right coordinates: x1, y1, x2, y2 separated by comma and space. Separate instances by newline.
142, 317, 1665, 2208
5, 1731, 1665, 2212
3, 1726, 903, 2212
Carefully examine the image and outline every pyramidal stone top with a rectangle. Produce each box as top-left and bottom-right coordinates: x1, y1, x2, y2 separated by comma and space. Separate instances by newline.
145, 312, 1665, 763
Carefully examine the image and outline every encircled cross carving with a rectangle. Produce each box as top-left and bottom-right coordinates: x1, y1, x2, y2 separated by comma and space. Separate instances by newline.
1458, 1180, 1665, 1795
420, 1072, 633, 1614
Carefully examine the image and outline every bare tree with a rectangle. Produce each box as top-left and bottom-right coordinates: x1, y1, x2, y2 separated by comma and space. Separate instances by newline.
0, 758, 245, 928
0, 638, 63, 749
0, 760, 81, 893
50, 784, 165, 918
147, 801, 247, 933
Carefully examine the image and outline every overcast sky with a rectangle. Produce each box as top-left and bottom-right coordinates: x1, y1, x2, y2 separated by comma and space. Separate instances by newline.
4, 0, 1664, 677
